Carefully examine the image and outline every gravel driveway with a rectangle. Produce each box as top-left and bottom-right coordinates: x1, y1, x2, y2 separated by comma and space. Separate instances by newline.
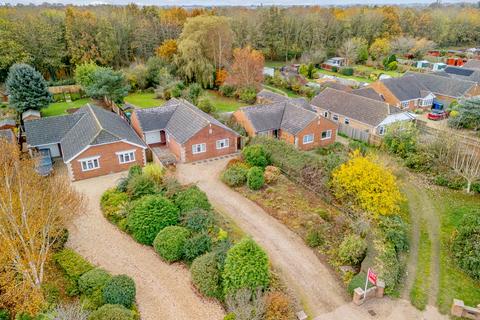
68, 172, 225, 320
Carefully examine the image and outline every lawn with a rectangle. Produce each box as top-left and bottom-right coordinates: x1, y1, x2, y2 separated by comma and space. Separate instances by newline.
262, 84, 301, 98
409, 221, 431, 310
316, 68, 373, 83
265, 60, 286, 68
123, 92, 164, 109
354, 65, 404, 78
203, 90, 247, 112
41, 98, 91, 117
430, 189, 480, 313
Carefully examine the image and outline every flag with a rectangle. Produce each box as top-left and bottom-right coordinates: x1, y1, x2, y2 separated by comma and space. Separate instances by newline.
367, 268, 377, 285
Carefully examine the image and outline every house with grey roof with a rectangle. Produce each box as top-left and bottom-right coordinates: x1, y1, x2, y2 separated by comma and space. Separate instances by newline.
311, 88, 415, 136
24, 104, 147, 181
434, 66, 480, 84
0, 129, 15, 143
463, 60, 480, 70
233, 99, 338, 150
130, 98, 239, 163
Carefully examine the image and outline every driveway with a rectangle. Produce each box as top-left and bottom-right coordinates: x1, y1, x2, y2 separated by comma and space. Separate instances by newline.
177, 158, 449, 320
68, 172, 225, 320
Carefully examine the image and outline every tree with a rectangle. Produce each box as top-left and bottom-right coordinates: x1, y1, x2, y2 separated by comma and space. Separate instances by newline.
156, 39, 178, 61
84, 68, 130, 103
410, 38, 436, 59
300, 48, 327, 66
6, 63, 52, 113
0, 19, 31, 81
390, 36, 416, 56
450, 142, 480, 193
65, 7, 100, 65
75, 61, 100, 88
338, 38, 360, 66
175, 15, 233, 87
331, 150, 402, 219
226, 46, 264, 90
448, 97, 480, 131
0, 139, 82, 314
369, 38, 391, 61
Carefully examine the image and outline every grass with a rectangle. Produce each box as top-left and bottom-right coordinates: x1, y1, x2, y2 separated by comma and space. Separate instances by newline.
41, 98, 90, 117
265, 60, 286, 68
354, 65, 404, 78
203, 90, 247, 112
262, 84, 301, 98
315, 68, 373, 83
430, 189, 480, 313
123, 92, 164, 109
409, 220, 431, 310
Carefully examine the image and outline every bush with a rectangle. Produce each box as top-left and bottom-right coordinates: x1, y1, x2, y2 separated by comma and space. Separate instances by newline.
219, 85, 236, 97
174, 186, 212, 213
100, 188, 129, 223
153, 226, 190, 262
221, 164, 249, 187
79, 268, 112, 296
117, 165, 143, 192
222, 238, 270, 295
184, 233, 212, 262
223, 314, 236, 320
382, 122, 418, 159
197, 97, 216, 114
102, 275, 136, 308
237, 87, 257, 104
452, 212, 480, 280
347, 272, 372, 295
81, 288, 105, 311
186, 83, 203, 104
191, 252, 223, 299
54, 249, 94, 295
88, 304, 135, 320
127, 195, 180, 245
247, 167, 265, 190
181, 209, 214, 233
52, 228, 69, 252
0, 310, 8, 320
379, 216, 409, 253
339, 67, 354, 76
126, 174, 156, 200
306, 227, 325, 248
338, 234, 367, 265
264, 291, 295, 320
242, 145, 269, 167
386, 61, 398, 71
263, 166, 280, 184
373, 241, 401, 294
142, 164, 164, 185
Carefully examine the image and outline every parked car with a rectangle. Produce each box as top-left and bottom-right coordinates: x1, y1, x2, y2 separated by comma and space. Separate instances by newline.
427, 109, 449, 121
35, 149, 53, 176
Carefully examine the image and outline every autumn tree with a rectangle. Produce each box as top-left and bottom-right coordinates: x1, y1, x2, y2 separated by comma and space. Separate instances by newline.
369, 38, 391, 61
338, 38, 368, 65
156, 39, 178, 61
225, 46, 264, 90
0, 139, 82, 314
331, 150, 402, 219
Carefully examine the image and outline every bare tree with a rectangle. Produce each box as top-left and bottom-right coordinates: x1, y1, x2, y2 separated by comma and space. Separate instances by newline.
338, 38, 358, 66
450, 142, 480, 193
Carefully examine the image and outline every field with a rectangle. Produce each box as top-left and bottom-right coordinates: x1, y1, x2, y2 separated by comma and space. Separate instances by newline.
203, 90, 247, 112
41, 98, 90, 117
123, 92, 164, 108
262, 84, 301, 98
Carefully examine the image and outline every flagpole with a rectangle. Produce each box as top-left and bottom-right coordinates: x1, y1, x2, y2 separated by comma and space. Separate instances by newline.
364, 268, 370, 300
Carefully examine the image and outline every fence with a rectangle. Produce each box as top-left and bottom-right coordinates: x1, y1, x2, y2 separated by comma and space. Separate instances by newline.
338, 123, 370, 143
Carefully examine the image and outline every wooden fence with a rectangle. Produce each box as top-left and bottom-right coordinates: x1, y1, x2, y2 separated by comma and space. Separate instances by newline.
338, 123, 370, 142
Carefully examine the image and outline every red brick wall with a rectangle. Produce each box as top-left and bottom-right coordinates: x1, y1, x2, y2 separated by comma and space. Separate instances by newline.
166, 134, 183, 161
296, 118, 337, 150
370, 81, 400, 107
130, 111, 143, 138
69, 141, 145, 181
182, 124, 238, 162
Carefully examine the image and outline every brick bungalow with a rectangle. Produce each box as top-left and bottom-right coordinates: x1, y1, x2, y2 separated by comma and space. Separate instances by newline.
311, 88, 415, 136
434, 66, 480, 84
130, 98, 240, 163
24, 104, 147, 181
233, 99, 337, 151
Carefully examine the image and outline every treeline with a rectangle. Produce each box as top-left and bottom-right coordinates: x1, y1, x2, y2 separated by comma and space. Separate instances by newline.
1, 4, 480, 82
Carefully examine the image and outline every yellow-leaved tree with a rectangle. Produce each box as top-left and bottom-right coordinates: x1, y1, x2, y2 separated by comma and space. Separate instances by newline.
331, 150, 402, 219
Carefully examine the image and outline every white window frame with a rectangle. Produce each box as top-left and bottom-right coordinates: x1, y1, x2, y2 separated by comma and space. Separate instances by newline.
344, 117, 350, 125
79, 156, 100, 172
192, 143, 206, 154
401, 101, 409, 109
321, 130, 332, 140
216, 138, 229, 150
117, 150, 136, 164
378, 126, 386, 135
323, 111, 328, 118
302, 134, 314, 144
332, 114, 339, 122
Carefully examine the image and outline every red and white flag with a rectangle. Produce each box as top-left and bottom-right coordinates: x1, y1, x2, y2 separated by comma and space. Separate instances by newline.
367, 268, 377, 285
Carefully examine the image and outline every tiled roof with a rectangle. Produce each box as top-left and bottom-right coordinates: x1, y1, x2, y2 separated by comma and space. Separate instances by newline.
405, 72, 476, 98
434, 66, 480, 84
463, 60, 480, 70
311, 88, 399, 127
352, 87, 385, 101
323, 81, 353, 92
133, 98, 238, 144
257, 89, 290, 103
380, 75, 430, 101
0, 118, 16, 128
24, 105, 146, 162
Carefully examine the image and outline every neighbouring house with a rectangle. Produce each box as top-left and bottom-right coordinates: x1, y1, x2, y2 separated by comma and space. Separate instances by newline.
263, 67, 275, 77
130, 98, 239, 163
233, 99, 337, 150
322, 81, 353, 92
416, 60, 430, 69
24, 104, 147, 181
434, 66, 480, 84
0, 118, 16, 130
432, 62, 447, 72
22, 109, 41, 122
351, 87, 385, 102
256, 89, 314, 111
311, 88, 415, 136
321, 57, 346, 70
463, 59, 480, 70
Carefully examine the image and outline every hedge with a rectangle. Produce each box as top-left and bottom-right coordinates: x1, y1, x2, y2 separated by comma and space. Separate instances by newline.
191, 252, 223, 299
54, 249, 94, 295
452, 212, 480, 280
242, 145, 269, 168
174, 186, 212, 213
79, 268, 112, 296
222, 238, 270, 295
183, 233, 212, 262
126, 174, 157, 200
127, 195, 180, 245
102, 275, 136, 308
88, 304, 135, 320
153, 226, 190, 262
100, 188, 129, 223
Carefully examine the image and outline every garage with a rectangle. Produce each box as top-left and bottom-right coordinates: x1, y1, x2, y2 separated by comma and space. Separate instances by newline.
38, 143, 61, 158
144, 131, 162, 145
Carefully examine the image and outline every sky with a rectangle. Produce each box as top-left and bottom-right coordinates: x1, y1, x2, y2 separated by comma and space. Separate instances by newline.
1, 0, 477, 6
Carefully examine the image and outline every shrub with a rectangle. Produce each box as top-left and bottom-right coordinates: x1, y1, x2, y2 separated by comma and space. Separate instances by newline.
174, 186, 212, 213
242, 145, 269, 167
197, 97, 216, 114
142, 164, 164, 185
181, 209, 214, 233
338, 234, 367, 265
219, 85, 236, 97
452, 212, 480, 280
191, 252, 223, 299
100, 188, 129, 223
81, 288, 105, 311
126, 174, 156, 200
0, 310, 8, 320
386, 61, 398, 71
347, 272, 372, 295
222, 164, 249, 187
263, 166, 280, 184
52, 228, 69, 252
102, 275, 136, 308
339, 67, 354, 76
223, 314, 236, 320
379, 216, 409, 253
264, 291, 295, 320
237, 87, 257, 104
382, 122, 418, 159
117, 165, 143, 192
88, 304, 135, 320
54, 249, 94, 295
373, 241, 401, 294
306, 227, 325, 248
79, 268, 112, 296
184, 233, 212, 262
247, 167, 265, 190
223, 238, 270, 295
127, 195, 180, 245
153, 226, 190, 262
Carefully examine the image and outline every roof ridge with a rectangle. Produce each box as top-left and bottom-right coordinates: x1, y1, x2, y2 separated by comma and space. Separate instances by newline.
59, 108, 88, 144
86, 104, 122, 144
179, 99, 211, 126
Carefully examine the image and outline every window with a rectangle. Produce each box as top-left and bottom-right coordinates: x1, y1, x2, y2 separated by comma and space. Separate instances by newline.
401, 101, 409, 109
117, 150, 136, 164
80, 157, 100, 172
192, 143, 206, 154
378, 126, 386, 135
344, 118, 350, 125
332, 114, 339, 122
303, 134, 314, 144
216, 138, 229, 149
323, 111, 328, 118
321, 130, 332, 140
